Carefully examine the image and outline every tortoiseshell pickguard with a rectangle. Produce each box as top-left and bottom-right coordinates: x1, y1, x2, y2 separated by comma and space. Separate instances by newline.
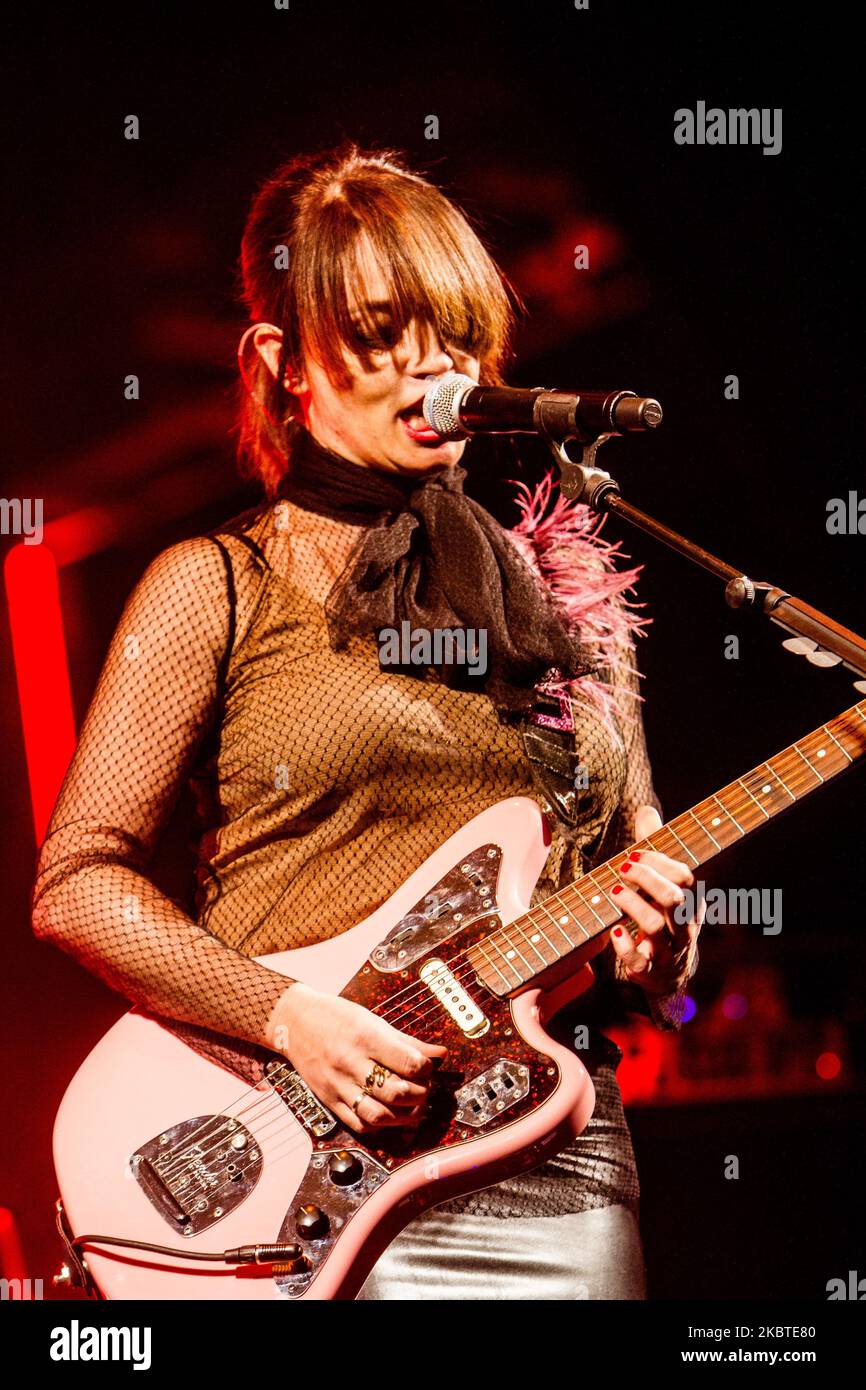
320, 916, 560, 1171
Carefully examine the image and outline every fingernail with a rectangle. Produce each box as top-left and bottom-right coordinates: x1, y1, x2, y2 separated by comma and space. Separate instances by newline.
630, 851, 642, 861
611, 884, 623, 896
612, 926, 623, 937
620, 862, 631, 874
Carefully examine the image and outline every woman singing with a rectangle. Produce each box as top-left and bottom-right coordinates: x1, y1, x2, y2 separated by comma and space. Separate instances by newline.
32, 142, 701, 1300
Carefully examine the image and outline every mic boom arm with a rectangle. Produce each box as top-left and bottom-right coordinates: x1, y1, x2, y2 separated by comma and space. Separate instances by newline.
545, 418, 866, 686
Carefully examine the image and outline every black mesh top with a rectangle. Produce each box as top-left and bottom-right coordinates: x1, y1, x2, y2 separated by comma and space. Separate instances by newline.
31, 474, 692, 1219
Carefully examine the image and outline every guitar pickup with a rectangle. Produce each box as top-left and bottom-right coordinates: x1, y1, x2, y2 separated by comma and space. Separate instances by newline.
420, 958, 489, 1037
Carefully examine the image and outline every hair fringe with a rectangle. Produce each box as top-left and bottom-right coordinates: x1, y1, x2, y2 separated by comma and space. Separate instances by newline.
233, 142, 522, 498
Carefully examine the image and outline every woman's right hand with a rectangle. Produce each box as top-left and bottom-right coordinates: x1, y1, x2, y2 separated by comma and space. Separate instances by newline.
264, 981, 448, 1135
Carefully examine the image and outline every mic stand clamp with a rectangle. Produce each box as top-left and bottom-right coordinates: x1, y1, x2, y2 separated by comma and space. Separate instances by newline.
547, 434, 621, 508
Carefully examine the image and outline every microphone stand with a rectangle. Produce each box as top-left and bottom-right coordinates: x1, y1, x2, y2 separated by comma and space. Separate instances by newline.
543, 432, 866, 685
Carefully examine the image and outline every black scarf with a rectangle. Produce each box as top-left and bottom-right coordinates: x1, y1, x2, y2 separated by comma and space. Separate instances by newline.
276, 421, 595, 716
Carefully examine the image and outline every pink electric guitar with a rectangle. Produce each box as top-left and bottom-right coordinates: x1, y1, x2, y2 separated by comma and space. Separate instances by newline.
52, 700, 865, 1300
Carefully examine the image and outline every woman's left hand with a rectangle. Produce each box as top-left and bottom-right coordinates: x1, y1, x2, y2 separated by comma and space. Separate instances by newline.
608, 804, 704, 997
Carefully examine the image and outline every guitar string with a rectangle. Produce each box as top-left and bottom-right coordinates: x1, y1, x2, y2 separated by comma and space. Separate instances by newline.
145, 739, 856, 1195
151, 751, 840, 1200
161, 741, 860, 1210
150, 746, 849, 1196
153, 945, 508, 1190
157, 727, 861, 1198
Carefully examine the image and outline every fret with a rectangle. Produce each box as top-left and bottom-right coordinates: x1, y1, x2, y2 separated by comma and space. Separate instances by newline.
586, 869, 621, 915
484, 931, 527, 987
724, 781, 771, 832
645, 827, 685, 864
515, 884, 611, 961
478, 699, 865, 998
644, 822, 697, 867
791, 741, 825, 785
736, 775, 770, 820
533, 900, 574, 952
494, 920, 534, 981
576, 885, 608, 928
513, 914, 555, 971
685, 808, 722, 857
752, 760, 797, 804
549, 892, 592, 943
772, 748, 815, 795
833, 706, 866, 758
490, 924, 532, 984
523, 910, 565, 962
712, 788, 748, 835
733, 766, 796, 836
801, 727, 851, 776
701, 793, 744, 842
822, 723, 852, 763
471, 938, 517, 994
664, 822, 701, 867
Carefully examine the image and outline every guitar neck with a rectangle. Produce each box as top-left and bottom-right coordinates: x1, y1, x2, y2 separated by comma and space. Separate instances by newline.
471, 699, 866, 998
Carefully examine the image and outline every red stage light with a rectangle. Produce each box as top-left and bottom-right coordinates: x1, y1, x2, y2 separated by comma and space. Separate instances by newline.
815, 1051, 842, 1081
4, 542, 76, 843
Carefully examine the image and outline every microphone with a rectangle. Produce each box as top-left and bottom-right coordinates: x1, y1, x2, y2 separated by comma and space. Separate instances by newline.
422, 372, 663, 443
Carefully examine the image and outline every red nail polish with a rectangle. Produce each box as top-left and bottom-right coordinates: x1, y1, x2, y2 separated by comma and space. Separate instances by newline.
630, 851, 642, 861
611, 884, 623, 896
620, 862, 631, 874
612, 926, 623, 937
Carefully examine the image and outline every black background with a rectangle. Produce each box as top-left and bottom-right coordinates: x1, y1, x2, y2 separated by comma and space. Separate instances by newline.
1, 0, 863, 1302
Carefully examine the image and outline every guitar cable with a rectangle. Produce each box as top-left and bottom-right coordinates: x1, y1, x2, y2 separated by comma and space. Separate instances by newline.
70, 1233, 304, 1264
56, 1201, 303, 1281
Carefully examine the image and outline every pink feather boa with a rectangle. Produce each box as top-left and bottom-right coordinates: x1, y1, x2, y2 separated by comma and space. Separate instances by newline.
508, 470, 651, 742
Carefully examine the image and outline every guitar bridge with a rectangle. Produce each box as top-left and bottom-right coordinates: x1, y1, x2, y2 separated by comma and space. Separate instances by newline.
131, 1114, 262, 1235
264, 1060, 338, 1137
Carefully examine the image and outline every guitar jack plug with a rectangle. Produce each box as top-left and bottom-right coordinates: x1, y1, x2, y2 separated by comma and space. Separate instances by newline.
60, 1201, 309, 1273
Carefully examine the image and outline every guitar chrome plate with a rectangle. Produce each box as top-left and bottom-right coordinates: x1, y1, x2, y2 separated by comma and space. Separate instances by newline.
131, 1114, 262, 1235
369, 844, 502, 971
454, 1059, 531, 1127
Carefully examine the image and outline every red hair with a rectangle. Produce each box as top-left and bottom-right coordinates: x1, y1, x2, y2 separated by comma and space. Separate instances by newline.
235, 140, 523, 498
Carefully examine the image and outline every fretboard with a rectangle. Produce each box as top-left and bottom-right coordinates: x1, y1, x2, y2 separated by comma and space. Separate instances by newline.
470, 700, 866, 997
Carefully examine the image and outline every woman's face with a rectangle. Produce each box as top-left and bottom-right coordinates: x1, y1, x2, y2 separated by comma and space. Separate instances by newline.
293, 247, 481, 476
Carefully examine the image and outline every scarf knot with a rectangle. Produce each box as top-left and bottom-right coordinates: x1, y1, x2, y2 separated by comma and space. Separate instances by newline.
276, 422, 595, 713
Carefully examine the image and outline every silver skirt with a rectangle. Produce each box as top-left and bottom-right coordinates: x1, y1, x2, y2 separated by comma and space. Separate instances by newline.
356, 1202, 646, 1300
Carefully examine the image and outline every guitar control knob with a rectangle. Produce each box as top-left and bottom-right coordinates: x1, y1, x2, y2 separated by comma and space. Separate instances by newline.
295, 1203, 329, 1240
328, 1150, 363, 1186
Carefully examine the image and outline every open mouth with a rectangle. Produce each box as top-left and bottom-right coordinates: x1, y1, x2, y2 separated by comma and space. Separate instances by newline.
397, 396, 440, 440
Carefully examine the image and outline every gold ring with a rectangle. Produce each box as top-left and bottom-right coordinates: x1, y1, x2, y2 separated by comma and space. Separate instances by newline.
365, 1062, 390, 1089
351, 1090, 368, 1115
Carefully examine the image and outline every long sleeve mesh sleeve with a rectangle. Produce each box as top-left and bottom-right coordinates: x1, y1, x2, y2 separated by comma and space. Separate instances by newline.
30, 536, 295, 1081
590, 626, 699, 1032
